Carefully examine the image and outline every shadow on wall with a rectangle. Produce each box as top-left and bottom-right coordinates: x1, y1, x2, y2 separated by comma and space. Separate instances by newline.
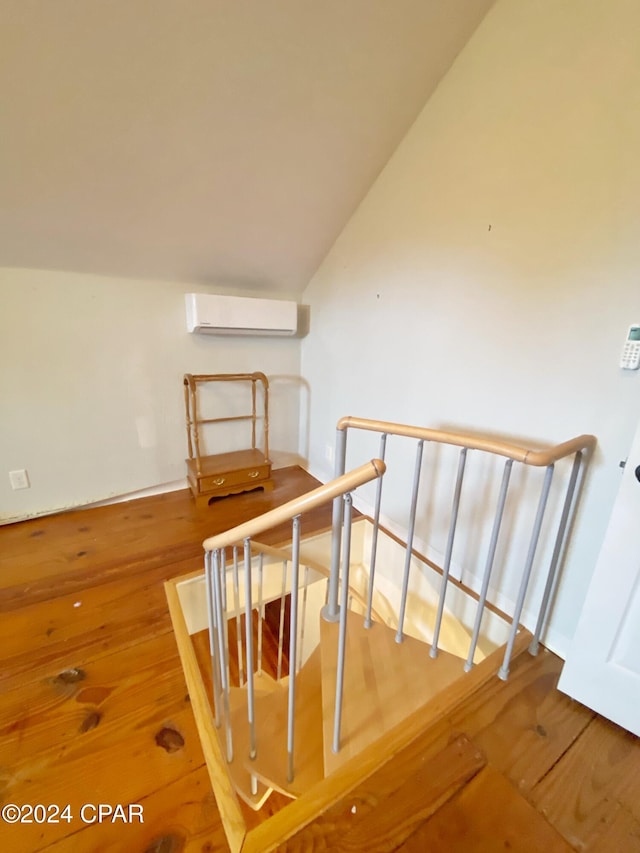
269, 374, 310, 470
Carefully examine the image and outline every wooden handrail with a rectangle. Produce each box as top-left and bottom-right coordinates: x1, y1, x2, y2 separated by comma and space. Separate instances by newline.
202, 459, 386, 552
337, 416, 596, 467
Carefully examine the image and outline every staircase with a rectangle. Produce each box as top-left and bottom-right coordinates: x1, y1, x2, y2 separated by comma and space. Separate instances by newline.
165, 418, 596, 853
193, 582, 465, 807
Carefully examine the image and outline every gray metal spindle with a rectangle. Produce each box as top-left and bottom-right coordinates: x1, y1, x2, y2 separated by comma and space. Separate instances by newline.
277, 559, 287, 681
464, 458, 513, 672
221, 548, 228, 611
498, 464, 555, 680
243, 538, 256, 759
257, 553, 264, 676
324, 428, 347, 622
211, 548, 233, 761
395, 440, 425, 643
364, 433, 387, 629
221, 548, 231, 690
332, 493, 353, 754
529, 453, 582, 655
204, 550, 221, 728
430, 447, 468, 658
232, 546, 244, 687
287, 516, 301, 782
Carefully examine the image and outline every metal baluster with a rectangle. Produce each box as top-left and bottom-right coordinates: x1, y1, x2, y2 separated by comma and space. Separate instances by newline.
221, 547, 228, 611
396, 441, 424, 643
243, 538, 256, 759
332, 493, 353, 754
365, 433, 387, 628
530, 453, 582, 655
277, 559, 287, 682
464, 459, 513, 672
211, 548, 233, 761
324, 427, 347, 622
257, 553, 264, 676
499, 464, 555, 680
204, 550, 221, 728
221, 548, 231, 690
430, 447, 468, 658
298, 566, 310, 673
287, 516, 301, 782
232, 546, 244, 687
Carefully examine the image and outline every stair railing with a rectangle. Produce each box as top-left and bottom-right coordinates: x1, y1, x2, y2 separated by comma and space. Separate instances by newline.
202, 458, 386, 783
328, 417, 596, 682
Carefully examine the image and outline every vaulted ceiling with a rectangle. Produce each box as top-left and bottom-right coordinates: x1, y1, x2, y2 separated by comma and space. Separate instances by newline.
0, 1, 495, 293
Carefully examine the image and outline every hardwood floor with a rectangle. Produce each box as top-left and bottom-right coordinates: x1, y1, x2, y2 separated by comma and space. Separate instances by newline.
1, 467, 639, 852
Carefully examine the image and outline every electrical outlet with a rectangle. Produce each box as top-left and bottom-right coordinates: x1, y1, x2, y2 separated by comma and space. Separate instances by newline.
325, 444, 334, 465
9, 469, 30, 490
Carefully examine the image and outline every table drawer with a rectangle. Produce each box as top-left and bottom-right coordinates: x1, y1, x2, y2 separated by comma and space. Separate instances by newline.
198, 463, 270, 493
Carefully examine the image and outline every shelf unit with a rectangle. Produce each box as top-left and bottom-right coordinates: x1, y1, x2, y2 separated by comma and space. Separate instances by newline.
183, 373, 274, 507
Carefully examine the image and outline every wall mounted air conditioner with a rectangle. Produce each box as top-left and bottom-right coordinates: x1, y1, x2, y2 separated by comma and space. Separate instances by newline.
185, 293, 298, 336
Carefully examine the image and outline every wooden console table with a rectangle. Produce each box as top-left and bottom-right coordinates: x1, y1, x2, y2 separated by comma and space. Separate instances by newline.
183, 372, 274, 507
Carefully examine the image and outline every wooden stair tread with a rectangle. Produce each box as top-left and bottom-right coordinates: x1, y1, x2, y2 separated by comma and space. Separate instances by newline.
320, 609, 464, 776
191, 631, 277, 811
247, 670, 279, 694
233, 645, 325, 799
216, 687, 272, 811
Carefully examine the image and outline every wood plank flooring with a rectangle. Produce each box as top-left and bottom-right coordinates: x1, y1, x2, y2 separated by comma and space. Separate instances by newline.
1, 467, 639, 852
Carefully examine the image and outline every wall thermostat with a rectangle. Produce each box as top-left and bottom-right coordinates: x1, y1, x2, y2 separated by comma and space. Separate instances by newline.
620, 324, 640, 370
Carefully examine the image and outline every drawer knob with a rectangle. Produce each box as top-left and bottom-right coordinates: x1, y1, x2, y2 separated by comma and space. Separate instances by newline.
248, 470, 260, 479
213, 477, 226, 486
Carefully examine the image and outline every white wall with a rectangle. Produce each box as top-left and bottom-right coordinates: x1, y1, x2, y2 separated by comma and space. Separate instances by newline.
301, 0, 640, 656
0, 268, 303, 522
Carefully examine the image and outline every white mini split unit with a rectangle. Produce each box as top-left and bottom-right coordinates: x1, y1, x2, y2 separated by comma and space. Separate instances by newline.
185, 293, 297, 337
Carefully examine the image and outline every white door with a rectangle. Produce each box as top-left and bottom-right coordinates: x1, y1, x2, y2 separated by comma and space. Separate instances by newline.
558, 421, 640, 736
